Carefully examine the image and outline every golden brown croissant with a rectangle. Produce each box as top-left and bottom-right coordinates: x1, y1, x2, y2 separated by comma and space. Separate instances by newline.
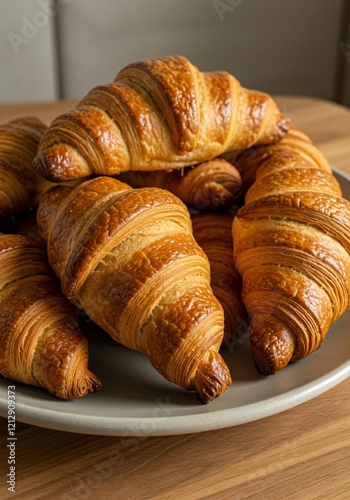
0, 117, 53, 219
229, 125, 333, 194
33, 55, 290, 182
191, 211, 247, 346
232, 126, 350, 375
119, 158, 243, 210
36, 176, 232, 403
0, 233, 101, 398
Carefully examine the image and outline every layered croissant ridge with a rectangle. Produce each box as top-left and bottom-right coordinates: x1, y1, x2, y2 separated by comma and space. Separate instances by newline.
232, 126, 350, 375
119, 158, 243, 210
191, 210, 247, 346
37, 177, 232, 403
0, 117, 53, 219
33, 55, 289, 182
0, 233, 101, 398
226, 125, 331, 192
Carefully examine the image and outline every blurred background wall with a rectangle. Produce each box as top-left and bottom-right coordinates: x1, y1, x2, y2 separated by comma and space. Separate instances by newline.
1, 0, 350, 105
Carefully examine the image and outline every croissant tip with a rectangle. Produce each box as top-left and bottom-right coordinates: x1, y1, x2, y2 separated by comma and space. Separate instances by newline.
33, 153, 70, 183
251, 345, 279, 376
61, 370, 102, 400
193, 351, 232, 404
279, 115, 291, 134
250, 314, 295, 376
88, 371, 103, 391
32, 154, 52, 181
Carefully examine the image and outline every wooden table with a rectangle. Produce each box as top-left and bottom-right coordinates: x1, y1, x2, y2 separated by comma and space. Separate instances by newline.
1, 96, 350, 499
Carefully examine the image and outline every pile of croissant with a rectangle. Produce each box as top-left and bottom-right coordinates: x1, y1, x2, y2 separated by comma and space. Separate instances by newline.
1, 55, 350, 404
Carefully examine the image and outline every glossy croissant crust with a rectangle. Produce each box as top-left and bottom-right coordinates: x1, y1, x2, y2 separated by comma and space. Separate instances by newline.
37, 176, 232, 403
33, 55, 289, 182
119, 158, 243, 210
0, 233, 101, 398
232, 126, 350, 375
0, 117, 53, 219
191, 211, 247, 346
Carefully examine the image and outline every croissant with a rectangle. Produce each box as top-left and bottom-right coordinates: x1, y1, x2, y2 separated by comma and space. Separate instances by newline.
232, 126, 350, 375
0, 117, 53, 219
33, 55, 290, 182
119, 158, 243, 210
36, 176, 232, 403
0, 233, 101, 398
229, 125, 333, 194
191, 211, 247, 346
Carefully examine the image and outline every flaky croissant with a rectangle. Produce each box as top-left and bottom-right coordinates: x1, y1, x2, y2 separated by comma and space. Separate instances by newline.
0, 117, 53, 219
33, 55, 289, 182
232, 126, 350, 375
119, 158, 243, 210
0, 233, 101, 398
230, 125, 333, 194
36, 176, 232, 403
191, 211, 247, 346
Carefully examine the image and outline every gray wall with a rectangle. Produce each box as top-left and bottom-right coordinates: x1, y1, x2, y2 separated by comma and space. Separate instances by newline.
1, 0, 349, 106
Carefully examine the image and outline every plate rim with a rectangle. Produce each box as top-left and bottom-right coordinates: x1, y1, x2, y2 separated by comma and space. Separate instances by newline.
2, 353, 350, 436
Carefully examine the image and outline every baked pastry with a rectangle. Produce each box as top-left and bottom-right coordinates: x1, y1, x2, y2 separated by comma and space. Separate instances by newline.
0, 117, 53, 219
119, 158, 243, 210
191, 210, 247, 346
33, 55, 290, 182
230, 125, 333, 194
36, 176, 232, 403
232, 126, 350, 374
0, 233, 101, 399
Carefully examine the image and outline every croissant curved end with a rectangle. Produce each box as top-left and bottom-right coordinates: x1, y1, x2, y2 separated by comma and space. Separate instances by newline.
34, 141, 92, 182
32, 322, 102, 399
192, 349, 232, 404
250, 313, 296, 376
278, 115, 291, 135
264, 114, 291, 146
33, 152, 64, 182
60, 369, 102, 400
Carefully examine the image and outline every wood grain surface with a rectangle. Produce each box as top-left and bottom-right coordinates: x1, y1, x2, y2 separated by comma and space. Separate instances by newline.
1, 96, 350, 500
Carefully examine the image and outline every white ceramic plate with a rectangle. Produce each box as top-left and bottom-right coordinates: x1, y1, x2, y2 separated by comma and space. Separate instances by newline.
1, 167, 350, 436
